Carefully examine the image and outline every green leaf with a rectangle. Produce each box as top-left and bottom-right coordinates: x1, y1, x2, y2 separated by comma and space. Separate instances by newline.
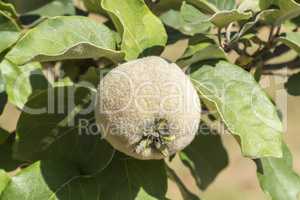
180, 122, 228, 190
15, 86, 115, 175
238, 0, 260, 12
6, 16, 124, 66
0, 11, 20, 54
1, 160, 80, 200
285, 72, 300, 96
101, 0, 167, 60
1, 153, 167, 200
82, 0, 107, 14
187, 0, 236, 14
0, 170, 10, 196
255, 143, 300, 200
0, 59, 47, 108
230, 10, 275, 43
177, 36, 226, 67
190, 61, 283, 158
209, 9, 252, 28
259, 0, 300, 24
145, 0, 183, 15
160, 2, 211, 36
0, 134, 22, 172
279, 32, 300, 53
92, 153, 167, 200
4, 0, 75, 16
188, 0, 252, 27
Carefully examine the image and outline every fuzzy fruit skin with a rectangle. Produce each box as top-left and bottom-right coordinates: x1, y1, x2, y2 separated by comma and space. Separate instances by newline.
96, 56, 201, 160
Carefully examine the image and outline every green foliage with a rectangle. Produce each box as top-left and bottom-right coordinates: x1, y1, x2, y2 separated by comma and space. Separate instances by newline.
5, 16, 124, 65
3, 0, 75, 16
101, 0, 167, 60
0, 170, 9, 196
160, 2, 211, 36
0, 0, 300, 199
279, 32, 300, 53
259, 0, 300, 25
0, 60, 46, 108
180, 122, 228, 190
285, 72, 300, 96
1, 153, 167, 200
0, 10, 19, 54
191, 61, 283, 158
255, 143, 300, 200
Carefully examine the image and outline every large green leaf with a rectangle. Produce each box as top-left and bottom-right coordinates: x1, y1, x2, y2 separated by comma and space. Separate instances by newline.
4, 0, 75, 16
255, 143, 300, 200
1, 153, 167, 200
0, 59, 47, 108
6, 16, 124, 66
160, 2, 211, 36
101, 0, 167, 60
15, 86, 115, 175
285, 72, 300, 96
279, 32, 300, 53
190, 61, 283, 158
180, 122, 228, 190
0, 170, 10, 196
259, 0, 300, 24
0, 11, 20, 54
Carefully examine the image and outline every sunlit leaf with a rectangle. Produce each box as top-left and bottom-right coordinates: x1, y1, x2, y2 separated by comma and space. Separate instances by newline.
0, 59, 47, 108
102, 0, 167, 60
0, 170, 10, 196
209, 9, 252, 28
187, 0, 251, 27
255, 143, 300, 200
191, 61, 283, 158
6, 16, 124, 65
259, 0, 300, 24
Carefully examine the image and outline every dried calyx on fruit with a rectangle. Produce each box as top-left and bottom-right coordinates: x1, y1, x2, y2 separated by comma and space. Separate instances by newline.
96, 56, 201, 160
